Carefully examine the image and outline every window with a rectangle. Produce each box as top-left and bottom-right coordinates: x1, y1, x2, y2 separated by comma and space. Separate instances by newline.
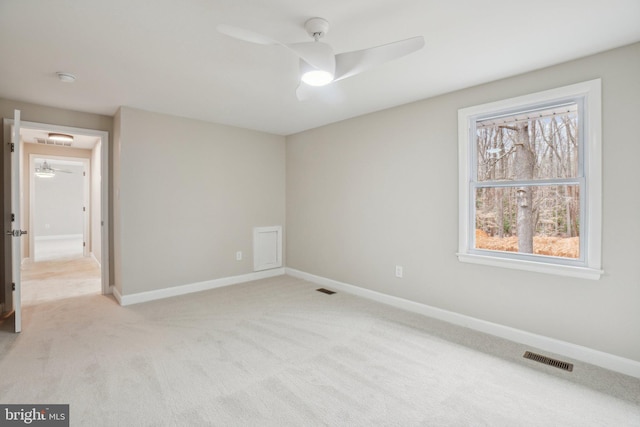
457, 80, 602, 279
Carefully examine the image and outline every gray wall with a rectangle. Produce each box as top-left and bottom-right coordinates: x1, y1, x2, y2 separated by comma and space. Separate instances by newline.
33, 162, 84, 237
286, 42, 640, 363
114, 107, 286, 295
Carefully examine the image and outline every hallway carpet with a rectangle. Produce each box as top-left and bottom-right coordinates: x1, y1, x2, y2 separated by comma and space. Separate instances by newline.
1, 275, 638, 426
21, 256, 101, 306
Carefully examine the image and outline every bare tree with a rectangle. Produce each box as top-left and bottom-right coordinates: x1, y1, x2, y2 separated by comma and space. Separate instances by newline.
513, 122, 534, 253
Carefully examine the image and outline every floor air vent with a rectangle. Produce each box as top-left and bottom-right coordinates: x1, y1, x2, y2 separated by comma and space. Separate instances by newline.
523, 351, 573, 372
316, 288, 336, 295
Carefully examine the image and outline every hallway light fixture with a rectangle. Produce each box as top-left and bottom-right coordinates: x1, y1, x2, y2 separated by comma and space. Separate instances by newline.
48, 133, 74, 143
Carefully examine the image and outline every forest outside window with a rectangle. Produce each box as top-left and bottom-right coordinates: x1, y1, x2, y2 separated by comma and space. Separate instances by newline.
457, 80, 602, 279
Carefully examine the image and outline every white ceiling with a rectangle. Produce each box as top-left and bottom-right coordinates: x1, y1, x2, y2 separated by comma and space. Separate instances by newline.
1, 1, 639, 136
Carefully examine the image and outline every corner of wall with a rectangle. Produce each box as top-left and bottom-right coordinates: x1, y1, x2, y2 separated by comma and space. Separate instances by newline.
112, 108, 123, 295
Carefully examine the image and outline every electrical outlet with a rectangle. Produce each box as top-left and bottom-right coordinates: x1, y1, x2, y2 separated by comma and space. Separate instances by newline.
236, 251, 242, 261
395, 265, 403, 278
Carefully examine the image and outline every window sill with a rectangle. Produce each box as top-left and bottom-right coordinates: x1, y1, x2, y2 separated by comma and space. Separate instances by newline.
456, 253, 603, 280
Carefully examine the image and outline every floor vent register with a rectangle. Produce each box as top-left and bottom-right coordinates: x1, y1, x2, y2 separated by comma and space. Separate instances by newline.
523, 351, 573, 372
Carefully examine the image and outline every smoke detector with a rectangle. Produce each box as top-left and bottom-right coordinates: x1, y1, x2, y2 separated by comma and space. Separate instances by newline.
56, 72, 76, 83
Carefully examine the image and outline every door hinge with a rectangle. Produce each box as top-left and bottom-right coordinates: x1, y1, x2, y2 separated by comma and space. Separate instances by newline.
12, 282, 15, 291
83, 206, 86, 212
9, 142, 14, 152
83, 242, 86, 247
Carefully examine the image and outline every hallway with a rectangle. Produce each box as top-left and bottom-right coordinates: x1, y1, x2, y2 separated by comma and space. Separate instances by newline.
21, 238, 101, 306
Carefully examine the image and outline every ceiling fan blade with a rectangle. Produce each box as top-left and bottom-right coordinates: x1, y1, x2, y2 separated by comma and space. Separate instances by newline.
216, 24, 280, 46
218, 25, 335, 74
52, 168, 72, 173
287, 42, 335, 74
334, 36, 425, 81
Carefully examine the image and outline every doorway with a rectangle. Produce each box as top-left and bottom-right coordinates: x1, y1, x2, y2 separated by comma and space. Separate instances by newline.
18, 123, 109, 306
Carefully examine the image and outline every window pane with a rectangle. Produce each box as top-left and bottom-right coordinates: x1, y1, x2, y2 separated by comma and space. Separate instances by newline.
474, 185, 580, 259
476, 104, 579, 182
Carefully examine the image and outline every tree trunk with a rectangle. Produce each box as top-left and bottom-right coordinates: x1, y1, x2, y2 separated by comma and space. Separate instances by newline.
515, 123, 534, 253
565, 185, 572, 237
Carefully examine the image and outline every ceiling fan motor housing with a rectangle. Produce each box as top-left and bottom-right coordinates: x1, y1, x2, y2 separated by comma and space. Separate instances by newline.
305, 17, 329, 40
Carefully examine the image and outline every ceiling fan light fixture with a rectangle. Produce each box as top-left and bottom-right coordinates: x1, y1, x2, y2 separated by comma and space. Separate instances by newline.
35, 160, 56, 178
218, 17, 425, 99
301, 69, 334, 86
48, 133, 74, 143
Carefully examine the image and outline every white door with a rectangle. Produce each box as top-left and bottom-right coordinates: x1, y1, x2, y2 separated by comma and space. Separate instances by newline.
10, 110, 23, 332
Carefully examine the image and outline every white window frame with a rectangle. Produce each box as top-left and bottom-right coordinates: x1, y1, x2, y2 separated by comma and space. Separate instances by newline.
457, 79, 603, 280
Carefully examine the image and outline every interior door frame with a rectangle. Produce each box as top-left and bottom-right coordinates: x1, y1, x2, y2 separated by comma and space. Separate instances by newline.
29, 154, 91, 261
18, 120, 110, 295
1, 118, 13, 316
3, 111, 22, 331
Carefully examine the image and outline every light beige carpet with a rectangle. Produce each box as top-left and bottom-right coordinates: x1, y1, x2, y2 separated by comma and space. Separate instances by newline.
20, 256, 101, 306
1, 275, 639, 426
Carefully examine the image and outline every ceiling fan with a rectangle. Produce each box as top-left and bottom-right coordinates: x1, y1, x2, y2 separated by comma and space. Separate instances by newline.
217, 18, 425, 100
35, 160, 72, 178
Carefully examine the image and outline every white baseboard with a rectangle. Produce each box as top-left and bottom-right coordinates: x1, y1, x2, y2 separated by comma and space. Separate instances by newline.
110, 285, 121, 303
117, 268, 286, 307
35, 234, 83, 241
286, 267, 640, 379
90, 252, 101, 267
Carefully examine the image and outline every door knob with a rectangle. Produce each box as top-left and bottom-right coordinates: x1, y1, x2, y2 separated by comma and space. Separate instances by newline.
6, 229, 27, 237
